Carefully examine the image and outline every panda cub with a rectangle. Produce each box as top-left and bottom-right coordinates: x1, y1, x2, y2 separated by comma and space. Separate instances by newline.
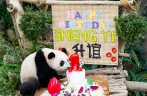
19, 48, 70, 96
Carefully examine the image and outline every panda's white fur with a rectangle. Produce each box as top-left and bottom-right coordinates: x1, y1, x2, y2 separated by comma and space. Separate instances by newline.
20, 52, 38, 83
19, 48, 70, 96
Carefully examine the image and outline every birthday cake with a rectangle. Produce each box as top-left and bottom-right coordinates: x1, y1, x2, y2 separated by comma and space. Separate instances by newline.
41, 54, 105, 96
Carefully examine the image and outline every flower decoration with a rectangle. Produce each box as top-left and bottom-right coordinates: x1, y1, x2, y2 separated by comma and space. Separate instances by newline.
106, 47, 117, 62
112, 48, 117, 53
106, 52, 112, 57
111, 57, 116, 62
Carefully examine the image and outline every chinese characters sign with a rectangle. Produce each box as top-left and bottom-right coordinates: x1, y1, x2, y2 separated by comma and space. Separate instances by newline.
52, 4, 118, 65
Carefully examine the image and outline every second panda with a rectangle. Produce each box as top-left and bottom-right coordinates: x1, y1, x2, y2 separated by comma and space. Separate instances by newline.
19, 48, 70, 96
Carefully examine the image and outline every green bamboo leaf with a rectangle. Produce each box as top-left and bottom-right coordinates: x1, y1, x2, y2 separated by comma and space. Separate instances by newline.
134, 46, 145, 52
131, 49, 140, 68
137, 73, 146, 81
129, 71, 137, 81
123, 58, 140, 71
140, 91, 146, 96
136, 74, 145, 81
134, 91, 140, 96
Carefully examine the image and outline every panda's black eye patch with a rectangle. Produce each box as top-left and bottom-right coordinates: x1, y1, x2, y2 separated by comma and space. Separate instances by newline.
48, 52, 55, 59
60, 60, 64, 66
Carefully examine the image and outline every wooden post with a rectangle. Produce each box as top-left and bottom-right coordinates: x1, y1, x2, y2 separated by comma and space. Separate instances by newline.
18, 0, 133, 5
118, 38, 126, 71
36, 0, 49, 11
6, 0, 32, 55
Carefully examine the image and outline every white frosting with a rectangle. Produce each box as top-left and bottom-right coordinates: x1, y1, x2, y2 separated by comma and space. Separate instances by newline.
41, 69, 105, 96
66, 69, 85, 86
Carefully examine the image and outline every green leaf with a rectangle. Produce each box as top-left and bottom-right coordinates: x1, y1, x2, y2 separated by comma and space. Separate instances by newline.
140, 92, 146, 96
19, 8, 52, 42
129, 71, 137, 81
134, 91, 140, 96
131, 49, 140, 68
136, 74, 146, 82
123, 58, 140, 71
134, 46, 145, 52
114, 11, 147, 43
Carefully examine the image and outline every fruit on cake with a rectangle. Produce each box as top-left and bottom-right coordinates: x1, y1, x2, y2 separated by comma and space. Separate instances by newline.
41, 54, 105, 96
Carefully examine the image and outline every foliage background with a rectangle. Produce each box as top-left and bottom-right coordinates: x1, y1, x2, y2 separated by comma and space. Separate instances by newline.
0, 0, 147, 96
19, 8, 52, 43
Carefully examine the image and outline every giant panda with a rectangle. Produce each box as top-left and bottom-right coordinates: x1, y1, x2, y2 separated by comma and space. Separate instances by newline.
19, 48, 70, 96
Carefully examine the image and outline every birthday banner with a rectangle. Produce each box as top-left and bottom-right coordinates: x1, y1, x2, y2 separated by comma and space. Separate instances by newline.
52, 4, 118, 65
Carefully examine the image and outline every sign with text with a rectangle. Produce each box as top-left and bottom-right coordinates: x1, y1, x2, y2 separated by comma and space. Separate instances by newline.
52, 4, 118, 65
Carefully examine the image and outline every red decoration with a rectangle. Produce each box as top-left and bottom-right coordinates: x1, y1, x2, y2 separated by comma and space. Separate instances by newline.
112, 48, 117, 53
58, 47, 69, 56
68, 53, 83, 72
106, 52, 112, 57
106, 47, 117, 62
48, 77, 61, 96
111, 57, 116, 62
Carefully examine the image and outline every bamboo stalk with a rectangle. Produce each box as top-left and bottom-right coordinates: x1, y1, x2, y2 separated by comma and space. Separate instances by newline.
19, 0, 134, 5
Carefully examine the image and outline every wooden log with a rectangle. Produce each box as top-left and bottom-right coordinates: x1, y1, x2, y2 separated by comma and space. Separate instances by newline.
109, 92, 128, 96
37, 41, 53, 46
108, 74, 126, 79
46, 1, 134, 5
59, 70, 127, 79
121, 70, 128, 77
108, 70, 128, 79
19, 0, 134, 5
109, 78, 126, 86
118, 53, 130, 57
126, 81, 147, 92
85, 67, 121, 75
109, 78, 128, 96
59, 67, 121, 77
110, 90, 128, 93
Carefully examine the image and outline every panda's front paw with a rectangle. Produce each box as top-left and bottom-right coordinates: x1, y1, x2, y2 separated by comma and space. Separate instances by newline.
80, 61, 84, 67
58, 75, 65, 79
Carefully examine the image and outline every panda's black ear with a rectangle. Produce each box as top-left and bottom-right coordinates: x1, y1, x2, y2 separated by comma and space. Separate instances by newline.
61, 48, 67, 54
48, 52, 55, 59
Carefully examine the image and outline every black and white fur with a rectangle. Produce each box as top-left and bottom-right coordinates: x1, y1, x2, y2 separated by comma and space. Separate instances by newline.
19, 48, 70, 96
